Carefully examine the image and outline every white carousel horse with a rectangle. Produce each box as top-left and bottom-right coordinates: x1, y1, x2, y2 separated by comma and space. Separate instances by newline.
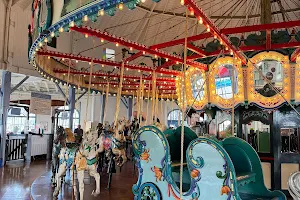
111, 117, 128, 167
53, 129, 103, 200
52, 129, 79, 199
74, 129, 103, 200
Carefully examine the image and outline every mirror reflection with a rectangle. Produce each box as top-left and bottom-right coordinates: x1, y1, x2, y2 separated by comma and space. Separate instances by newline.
281, 128, 299, 154
214, 64, 238, 99
243, 121, 270, 153
254, 60, 283, 97
191, 73, 205, 101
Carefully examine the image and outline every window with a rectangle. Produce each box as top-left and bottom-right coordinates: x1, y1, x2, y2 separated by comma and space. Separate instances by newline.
6, 107, 36, 134
103, 48, 115, 61
215, 64, 238, 99
167, 109, 187, 128
57, 106, 80, 129
218, 120, 231, 132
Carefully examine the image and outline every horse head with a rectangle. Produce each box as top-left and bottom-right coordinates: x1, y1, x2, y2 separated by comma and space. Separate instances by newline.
54, 126, 66, 145
65, 128, 76, 143
83, 129, 98, 145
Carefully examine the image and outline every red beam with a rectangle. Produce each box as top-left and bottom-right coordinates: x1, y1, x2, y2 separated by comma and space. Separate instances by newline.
37, 50, 181, 76
91, 81, 175, 87
187, 43, 207, 56
125, 52, 143, 62
151, 33, 211, 49
155, 60, 175, 71
150, 20, 300, 50
70, 26, 207, 71
291, 48, 300, 62
53, 69, 176, 82
266, 30, 271, 50
190, 41, 300, 59
184, 0, 247, 64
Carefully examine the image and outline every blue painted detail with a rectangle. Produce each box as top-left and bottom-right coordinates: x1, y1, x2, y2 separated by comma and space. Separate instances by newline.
133, 125, 287, 200
106, 7, 116, 16
28, 0, 142, 61
138, 183, 161, 200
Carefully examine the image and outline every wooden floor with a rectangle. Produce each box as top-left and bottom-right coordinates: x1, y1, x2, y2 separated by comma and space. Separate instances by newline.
0, 159, 137, 200
0, 160, 51, 200
31, 161, 137, 200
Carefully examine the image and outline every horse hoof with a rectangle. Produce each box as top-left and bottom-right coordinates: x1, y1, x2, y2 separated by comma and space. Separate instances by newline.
91, 190, 100, 196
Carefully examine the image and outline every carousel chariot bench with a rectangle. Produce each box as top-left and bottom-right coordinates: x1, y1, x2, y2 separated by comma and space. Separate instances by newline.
132, 125, 286, 200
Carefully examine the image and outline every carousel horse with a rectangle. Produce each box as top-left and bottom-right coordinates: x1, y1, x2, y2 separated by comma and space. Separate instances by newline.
53, 129, 79, 199
51, 126, 66, 186
99, 118, 128, 167
74, 129, 103, 200
111, 118, 128, 166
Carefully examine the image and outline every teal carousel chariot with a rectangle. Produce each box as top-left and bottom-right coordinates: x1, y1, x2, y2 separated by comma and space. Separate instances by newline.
132, 125, 286, 200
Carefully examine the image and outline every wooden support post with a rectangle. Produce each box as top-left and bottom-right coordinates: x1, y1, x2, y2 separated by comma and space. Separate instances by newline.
68, 87, 75, 130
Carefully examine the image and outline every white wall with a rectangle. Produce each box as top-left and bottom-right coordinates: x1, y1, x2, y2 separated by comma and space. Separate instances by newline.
36, 114, 52, 134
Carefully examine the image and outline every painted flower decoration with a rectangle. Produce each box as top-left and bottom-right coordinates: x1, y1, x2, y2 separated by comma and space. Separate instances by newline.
221, 185, 231, 195
190, 169, 199, 179
140, 149, 151, 163
151, 166, 163, 182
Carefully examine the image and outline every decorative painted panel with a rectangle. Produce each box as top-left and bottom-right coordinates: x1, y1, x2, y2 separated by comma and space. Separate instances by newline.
209, 57, 244, 109
247, 51, 290, 108
176, 67, 208, 110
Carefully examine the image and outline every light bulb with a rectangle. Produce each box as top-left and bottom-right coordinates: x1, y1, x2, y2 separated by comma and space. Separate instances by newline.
83, 15, 88, 22
199, 17, 203, 24
118, 3, 123, 10
206, 26, 210, 32
99, 9, 105, 16
70, 21, 75, 27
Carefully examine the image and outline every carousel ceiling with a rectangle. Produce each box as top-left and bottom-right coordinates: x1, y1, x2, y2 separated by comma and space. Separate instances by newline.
28, 0, 300, 100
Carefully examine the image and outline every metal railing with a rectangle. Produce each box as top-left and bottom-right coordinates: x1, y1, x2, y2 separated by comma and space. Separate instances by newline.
5, 134, 28, 162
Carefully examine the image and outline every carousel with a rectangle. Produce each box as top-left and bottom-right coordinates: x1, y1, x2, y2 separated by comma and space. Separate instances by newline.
28, 0, 300, 199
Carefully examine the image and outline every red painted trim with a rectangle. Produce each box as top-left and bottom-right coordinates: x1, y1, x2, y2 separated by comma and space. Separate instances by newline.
291, 48, 300, 62
91, 82, 175, 86
125, 51, 143, 62
53, 69, 175, 82
37, 50, 181, 76
70, 26, 207, 71
188, 41, 300, 59
151, 20, 300, 49
184, 0, 247, 64
259, 156, 274, 161
155, 60, 176, 71
187, 43, 207, 56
